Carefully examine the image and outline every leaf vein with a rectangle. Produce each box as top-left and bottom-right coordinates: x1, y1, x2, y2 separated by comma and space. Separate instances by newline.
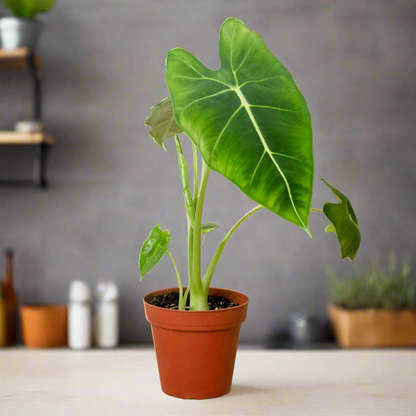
250, 105, 301, 114
240, 75, 283, 88
180, 89, 233, 115
175, 58, 232, 88
271, 152, 301, 162
250, 151, 266, 186
210, 105, 243, 161
235, 40, 258, 74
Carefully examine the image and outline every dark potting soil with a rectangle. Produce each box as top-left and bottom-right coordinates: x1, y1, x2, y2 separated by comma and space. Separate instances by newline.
147, 292, 239, 310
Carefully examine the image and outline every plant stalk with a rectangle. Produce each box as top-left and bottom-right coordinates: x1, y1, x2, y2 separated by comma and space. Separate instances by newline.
187, 219, 193, 295
167, 249, 184, 310
192, 143, 199, 208
311, 208, 323, 213
175, 135, 195, 227
202, 205, 264, 294
187, 143, 199, 296
183, 286, 190, 308
191, 160, 210, 310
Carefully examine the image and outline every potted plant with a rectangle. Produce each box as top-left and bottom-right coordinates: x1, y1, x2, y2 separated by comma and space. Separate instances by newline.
328, 256, 416, 348
0, 0, 55, 50
139, 17, 361, 399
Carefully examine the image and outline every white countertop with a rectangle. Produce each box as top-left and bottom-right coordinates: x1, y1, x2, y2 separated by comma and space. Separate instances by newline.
0, 348, 415, 415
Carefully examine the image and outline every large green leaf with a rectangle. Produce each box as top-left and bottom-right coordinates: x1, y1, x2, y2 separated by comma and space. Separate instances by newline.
145, 97, 183, 150
139, 224, 170, 280
321, 179, 361, 261
165, 17, 314, 234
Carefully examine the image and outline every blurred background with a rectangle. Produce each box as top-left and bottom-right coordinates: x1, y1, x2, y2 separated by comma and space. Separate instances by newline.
0, 0, 415, 345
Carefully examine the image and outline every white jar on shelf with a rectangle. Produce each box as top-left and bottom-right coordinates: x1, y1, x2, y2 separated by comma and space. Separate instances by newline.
68, 280, 92, 350
94, 281, 119, 348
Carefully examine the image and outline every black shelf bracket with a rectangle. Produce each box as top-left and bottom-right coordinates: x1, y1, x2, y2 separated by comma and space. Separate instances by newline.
0, 142, 51, 189
34, 142, 50, 189
26, 51, 42, 121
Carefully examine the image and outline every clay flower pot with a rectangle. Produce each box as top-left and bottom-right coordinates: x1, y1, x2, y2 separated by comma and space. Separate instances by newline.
328, 304, 416, 348
20, 305, 68, 348
143, 287, 249, 400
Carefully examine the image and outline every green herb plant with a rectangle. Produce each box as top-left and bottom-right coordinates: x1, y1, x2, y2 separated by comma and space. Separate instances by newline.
139, 18, 361, 311
2, 0, 55, 19
328, 255, 415, 310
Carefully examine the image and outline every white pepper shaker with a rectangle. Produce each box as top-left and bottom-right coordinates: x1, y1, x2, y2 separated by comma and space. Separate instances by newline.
68, 280, 92, 350
94, 281, 119, 348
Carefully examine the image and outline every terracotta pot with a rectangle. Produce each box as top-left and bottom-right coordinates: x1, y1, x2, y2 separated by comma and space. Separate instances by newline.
328, 304, 416, 348
20, 305, 68, 348
143, 287, 249, 400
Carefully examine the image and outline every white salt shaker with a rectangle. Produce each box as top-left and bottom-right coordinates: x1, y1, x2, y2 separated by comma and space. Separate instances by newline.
68, 280, 92, 350
94, 281, 119, 348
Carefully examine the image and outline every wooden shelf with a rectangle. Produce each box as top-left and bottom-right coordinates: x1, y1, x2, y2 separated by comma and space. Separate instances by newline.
0, 47, 41, 70
0, 131, 54, 146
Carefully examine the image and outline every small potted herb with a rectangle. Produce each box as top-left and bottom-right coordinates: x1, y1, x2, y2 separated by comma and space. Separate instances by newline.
0, 0, 55, 50
328, 255, 416, 348
139, 17, 361, 399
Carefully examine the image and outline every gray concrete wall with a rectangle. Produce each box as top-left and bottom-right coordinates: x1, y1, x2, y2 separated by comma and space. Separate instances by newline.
0, 0, 415, 343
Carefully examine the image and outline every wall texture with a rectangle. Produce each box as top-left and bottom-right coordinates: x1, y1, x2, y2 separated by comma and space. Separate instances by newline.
0, 0, 415, 343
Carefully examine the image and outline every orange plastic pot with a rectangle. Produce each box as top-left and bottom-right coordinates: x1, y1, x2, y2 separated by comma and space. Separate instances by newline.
20, 305, 68, 348
143, 287, 249, 400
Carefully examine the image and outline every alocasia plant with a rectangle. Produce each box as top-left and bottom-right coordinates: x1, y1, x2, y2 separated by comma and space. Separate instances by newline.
139, 17, 361, 311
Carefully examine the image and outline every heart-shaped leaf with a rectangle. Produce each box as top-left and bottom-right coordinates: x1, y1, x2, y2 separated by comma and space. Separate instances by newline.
321, 179, 361, 261
139, 224, 170, 280
201, 222, 219, 234
145, 97, 183, 150
166, 17, 314, 235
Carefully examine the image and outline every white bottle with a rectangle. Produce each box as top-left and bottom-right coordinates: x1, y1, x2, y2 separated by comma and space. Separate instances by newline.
94, 281, 119, 348
68, 280, 92, 350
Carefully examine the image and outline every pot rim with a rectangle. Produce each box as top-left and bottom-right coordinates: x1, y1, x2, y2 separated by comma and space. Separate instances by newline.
20, 304, 67, 311
328, 304, 416, 314
143, 286, 249, 314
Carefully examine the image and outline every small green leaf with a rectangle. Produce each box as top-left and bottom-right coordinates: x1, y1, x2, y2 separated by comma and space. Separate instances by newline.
145, 97, 183, 150
321, 178, 361, 261
201, 222, 219, 234
325, 223, 336, 234
139, 224, 170, 280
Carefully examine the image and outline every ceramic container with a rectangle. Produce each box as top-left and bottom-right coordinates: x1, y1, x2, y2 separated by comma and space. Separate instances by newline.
0, 17, 42, 50
329, 304, 416, 348
20, 305, 67, 348
144, 287, 249, 400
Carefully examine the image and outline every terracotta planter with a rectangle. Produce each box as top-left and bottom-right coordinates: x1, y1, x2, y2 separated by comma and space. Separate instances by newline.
328, 304, 416, 348
20, 305, 67, 348
143, 287, 249, 399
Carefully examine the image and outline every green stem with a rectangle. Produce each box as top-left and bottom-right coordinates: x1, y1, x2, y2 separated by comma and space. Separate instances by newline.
202, 205, 264, 294
183, 286, 190, 309
187, 144, 199, 296
167, 249, 184, 310
175, 135, 195, 227
187, 220, 193, 295
311, 208, 323, 213
192, 143, 199, 209
191, 160, 210, 310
